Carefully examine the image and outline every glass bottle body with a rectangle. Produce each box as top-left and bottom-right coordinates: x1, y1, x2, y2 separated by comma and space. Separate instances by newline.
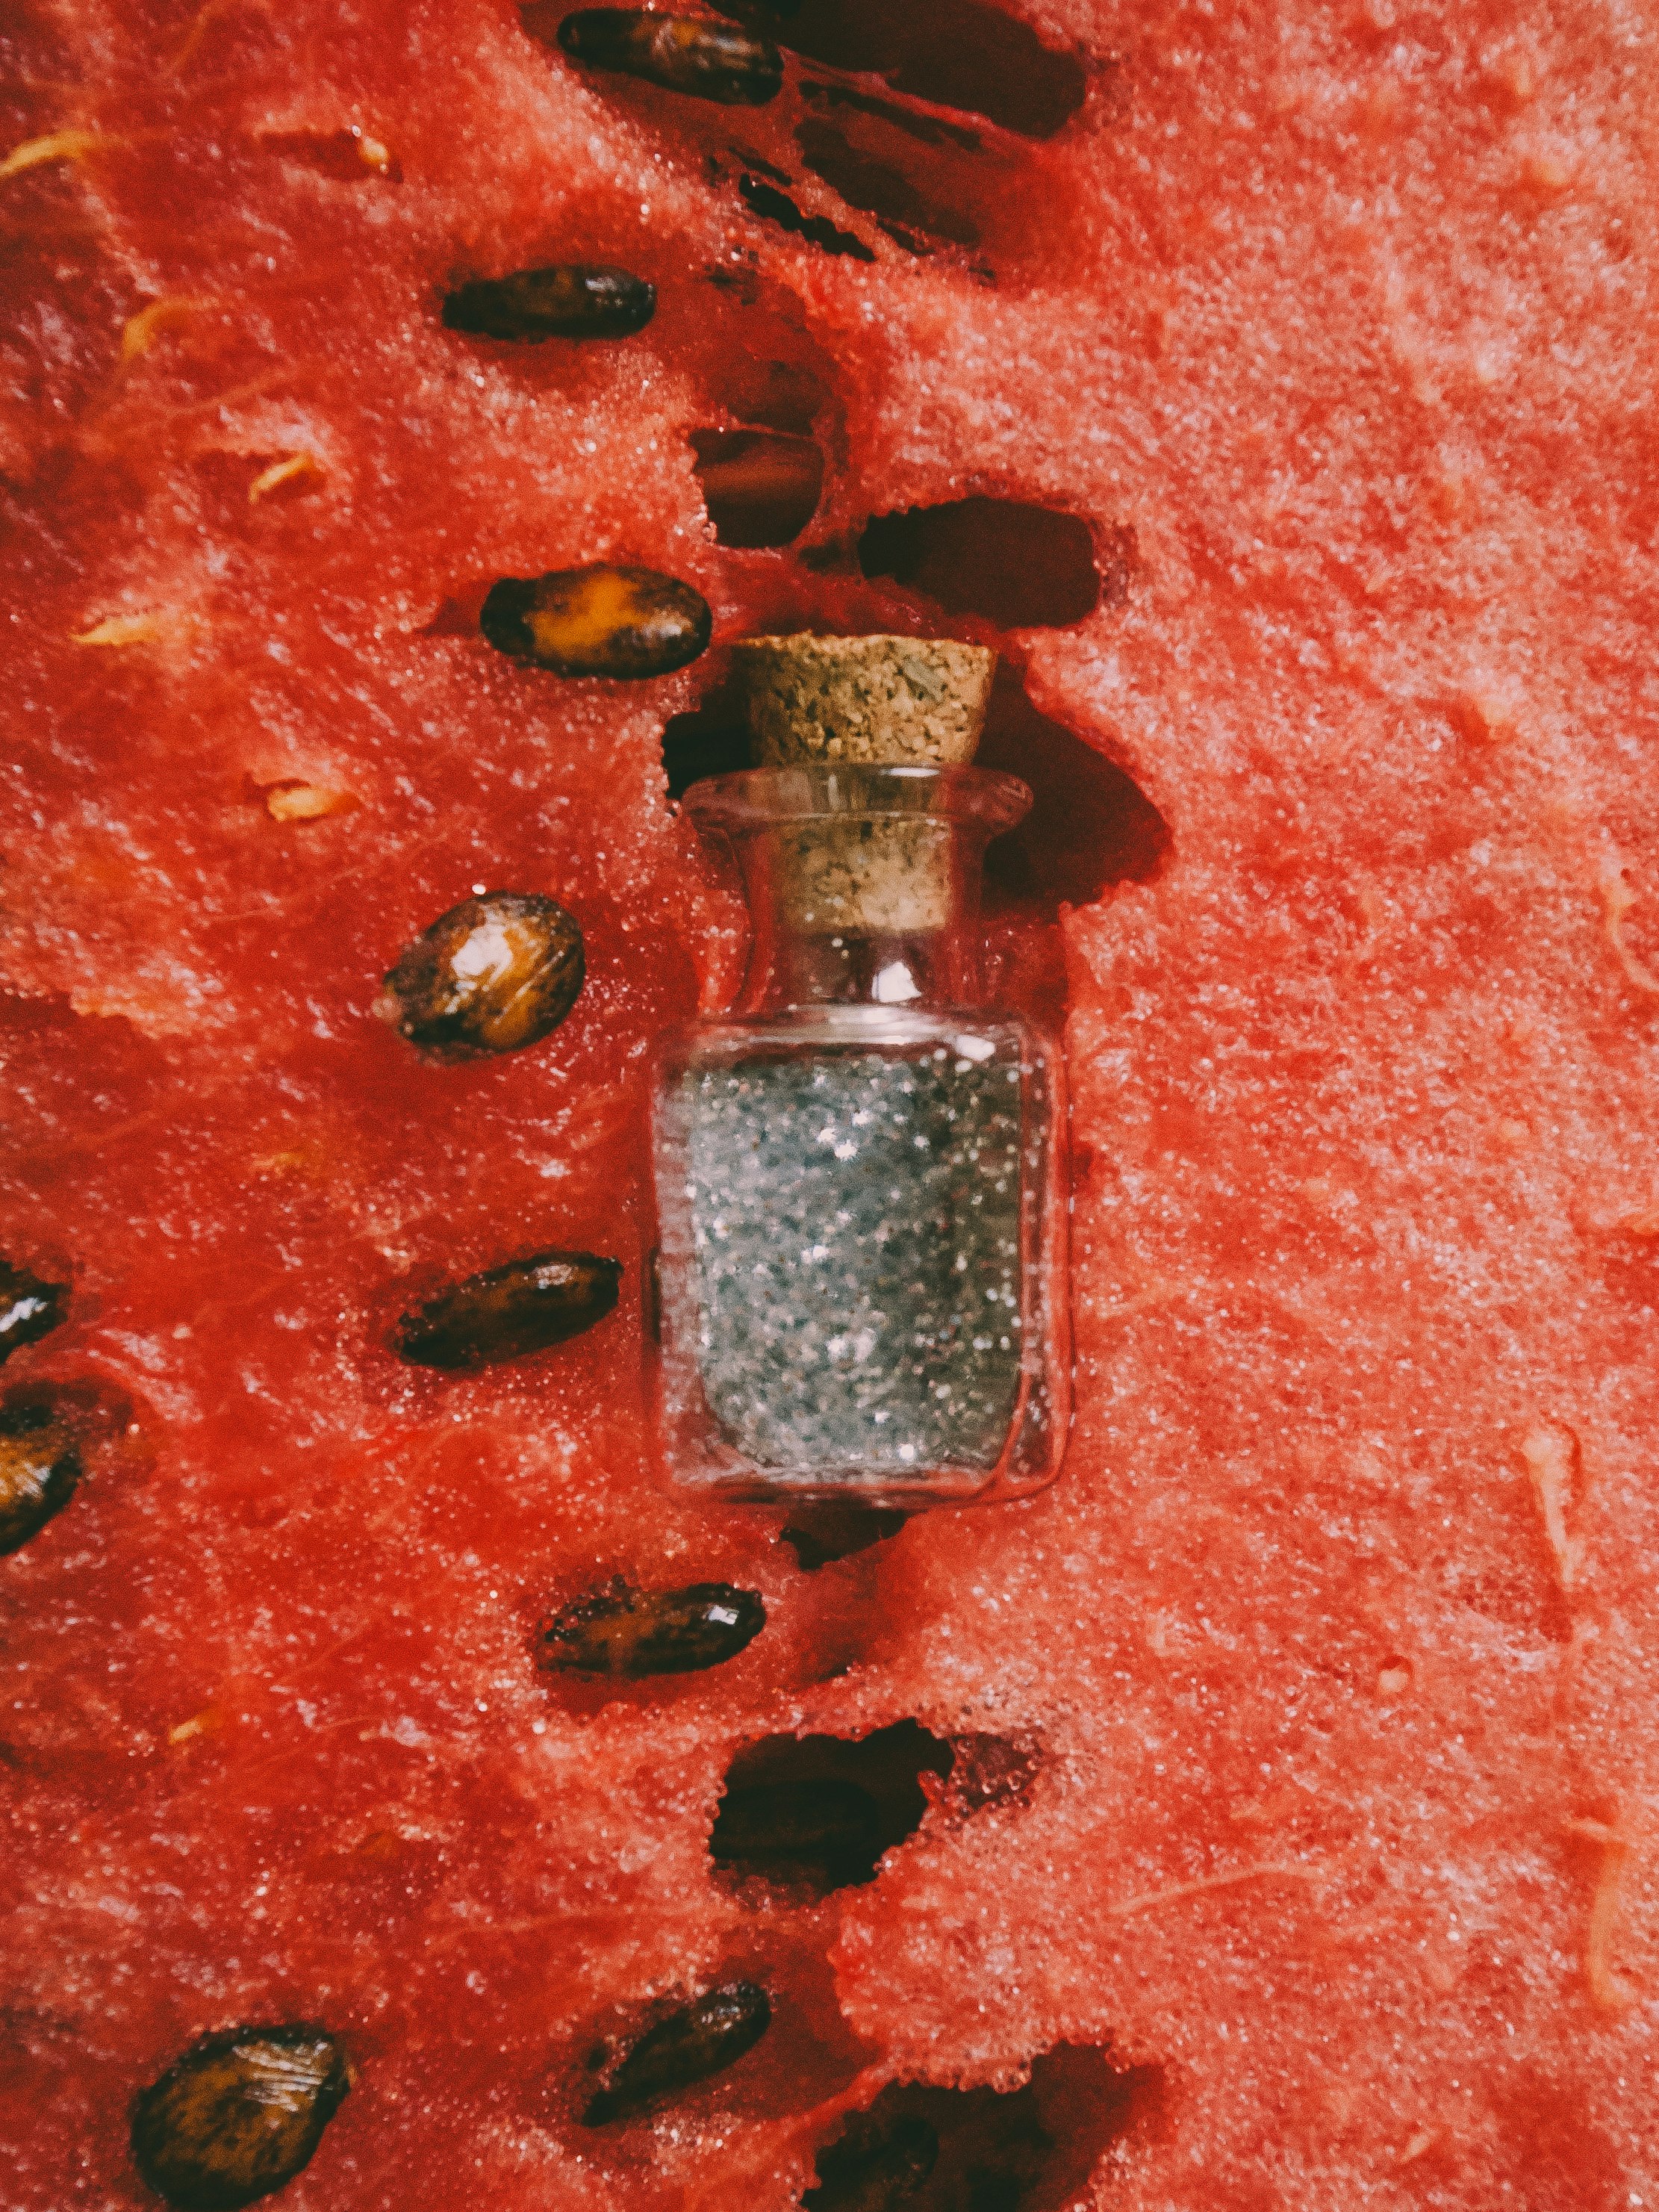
650, 765, 1069, 1506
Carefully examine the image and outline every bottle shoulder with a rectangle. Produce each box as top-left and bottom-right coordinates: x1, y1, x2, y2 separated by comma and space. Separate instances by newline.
656, 1004, 1056, 1066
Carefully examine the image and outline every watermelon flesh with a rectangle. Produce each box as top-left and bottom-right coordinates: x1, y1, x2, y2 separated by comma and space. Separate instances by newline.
3, 0, 1658, 2205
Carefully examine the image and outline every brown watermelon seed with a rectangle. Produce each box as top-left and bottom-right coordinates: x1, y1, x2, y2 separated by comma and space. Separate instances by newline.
555, 9, 782, 105
0, 1400, 81, 1556
394, 1250, 622, 1370
480, 565, 712, 679
130, 2025, 352, 2212
582, 1982, 771, 2125
803, 2110, 939, 2212
709, 1776, 881, 1887
539, 1577, 765, 1677
375, 891, 584, 1060
443, 264, 656, 341
0, 1258, 67, 1364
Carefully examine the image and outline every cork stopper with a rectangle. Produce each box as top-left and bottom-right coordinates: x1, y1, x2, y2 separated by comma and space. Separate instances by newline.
732, 633, 996, 768
729, 635, 997, 936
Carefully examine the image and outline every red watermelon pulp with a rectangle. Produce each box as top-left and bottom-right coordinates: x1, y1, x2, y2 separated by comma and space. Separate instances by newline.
3, 0, 1658, 2205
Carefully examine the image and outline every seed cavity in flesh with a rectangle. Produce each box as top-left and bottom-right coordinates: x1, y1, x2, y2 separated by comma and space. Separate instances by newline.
803, 2110, 939, 2212
394, 1251, 622, 1369
0, 1258, 67, 1363
443, 264, 656, 341
482, 565, 712, 679
779, 1501, 907, 1570
710, 1775, 881, 1889
691, 427, 823, 547
582, 1982, 771, 2125
130, 2025, 352, 2212
555, 9, 783, 104
712, 1723, 952, 1892
738, 173, 876, 260
376, 891, 584, 1060
0, 1400, 81, 1556
539, 1577, 766, 1677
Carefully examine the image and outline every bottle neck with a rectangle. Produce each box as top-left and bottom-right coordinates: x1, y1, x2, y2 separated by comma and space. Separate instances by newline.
682, 763, 1031, 1019
733, 919, 984, 1016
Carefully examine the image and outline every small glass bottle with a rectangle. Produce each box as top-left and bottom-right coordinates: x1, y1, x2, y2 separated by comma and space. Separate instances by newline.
650, 635, 1069, 1506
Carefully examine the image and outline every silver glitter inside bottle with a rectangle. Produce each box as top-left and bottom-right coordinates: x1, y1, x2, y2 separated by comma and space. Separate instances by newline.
651, 636, 1069, 1506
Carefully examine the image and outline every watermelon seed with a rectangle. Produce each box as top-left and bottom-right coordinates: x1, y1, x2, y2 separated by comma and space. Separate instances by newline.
582, 1980, 771, 2124
0, 1399, 81, 1556
480, 565, 712, 679
394, 1251, 622, 1369
553, 8, 784, 104
376, 890, 585, 1060
130, 2025, 352, 2212
711, 1721, 953, 1893
538, 1576, 766, 1676
0, 1256, 68, 1363
691, 427, 824, 547
442, 264, 656, 342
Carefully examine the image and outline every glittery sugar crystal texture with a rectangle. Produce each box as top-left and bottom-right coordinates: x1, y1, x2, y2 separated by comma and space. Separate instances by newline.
682, 1046, 1024, 1473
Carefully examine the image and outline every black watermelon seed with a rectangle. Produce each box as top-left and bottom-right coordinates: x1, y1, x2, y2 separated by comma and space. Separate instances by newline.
539, 1578, 766, 1677
583, 1982, 771, 2125
394, 1251, 622, 1370
443, 264, 656, 341
0, 1258, 67, 1364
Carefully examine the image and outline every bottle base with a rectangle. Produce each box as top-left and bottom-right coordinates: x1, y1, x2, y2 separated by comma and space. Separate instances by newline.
662, 1462, 1002, 1509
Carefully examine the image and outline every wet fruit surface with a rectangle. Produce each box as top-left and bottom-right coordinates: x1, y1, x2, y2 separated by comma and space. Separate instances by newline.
394, 1250, 621, 1366
129, 2027, 351, 2211
480, 566, 712, 677
538, 1576, 765, 1674
376, 891, 585, 1060
3, 0, 1658, 2207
